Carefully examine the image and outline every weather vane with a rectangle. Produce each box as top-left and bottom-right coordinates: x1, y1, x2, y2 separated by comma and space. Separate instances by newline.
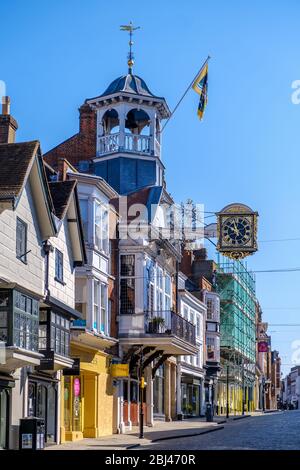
120, 22, 140, 74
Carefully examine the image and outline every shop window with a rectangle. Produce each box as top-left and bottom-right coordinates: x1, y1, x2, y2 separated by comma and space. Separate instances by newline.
153, 365, 164, 415
16, 217, 27, 263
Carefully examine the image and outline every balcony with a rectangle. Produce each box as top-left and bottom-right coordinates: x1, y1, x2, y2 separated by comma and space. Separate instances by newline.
98, 132, 160, 157
146, 310, 196, 345
118, 310, 197, 356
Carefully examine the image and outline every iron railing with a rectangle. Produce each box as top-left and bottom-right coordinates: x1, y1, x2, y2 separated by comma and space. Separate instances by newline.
145, 310, 196, 345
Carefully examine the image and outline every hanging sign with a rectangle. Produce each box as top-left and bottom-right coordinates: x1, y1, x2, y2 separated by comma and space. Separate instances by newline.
111, 363, 129, 377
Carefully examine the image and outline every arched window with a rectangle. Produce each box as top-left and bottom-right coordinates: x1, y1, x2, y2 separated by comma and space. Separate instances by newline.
125, 108, 150, 136
102, 109, 119, 134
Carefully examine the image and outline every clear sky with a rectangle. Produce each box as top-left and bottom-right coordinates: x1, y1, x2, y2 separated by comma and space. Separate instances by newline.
2, 0, 300, 375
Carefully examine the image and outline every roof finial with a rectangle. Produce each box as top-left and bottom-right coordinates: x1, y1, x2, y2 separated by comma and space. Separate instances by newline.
120, 22, 140, 74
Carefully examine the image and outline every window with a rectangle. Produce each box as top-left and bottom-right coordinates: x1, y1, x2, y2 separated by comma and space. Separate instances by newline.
13, 291, 39, 351
50, 311, 70, 357
206, 298, 214, 320
93, 280, 107, 333
207, 322, 217, 332
79, 199, 88, 241
0, 291, 9, 343
55, 249, 64, 283
206, 336, 215, 360
190, 310, 195, 326
164, 274, 171, 311
16, 218, 27, 263
183, 306, 188, 320
95, 201, 108, 253
156, 267, 163, 311
196, 316, 201, 337
120, 255, 135, 315
74, 278, 87, 327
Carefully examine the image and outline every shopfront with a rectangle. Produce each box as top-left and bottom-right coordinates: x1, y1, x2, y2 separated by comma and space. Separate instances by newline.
61, 342, 115, 442
0, 376, 14, 449
27, 375, 58, 444
181, 376, 202, 417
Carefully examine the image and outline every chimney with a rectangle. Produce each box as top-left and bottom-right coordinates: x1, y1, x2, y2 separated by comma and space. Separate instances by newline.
0, 96, 18, 144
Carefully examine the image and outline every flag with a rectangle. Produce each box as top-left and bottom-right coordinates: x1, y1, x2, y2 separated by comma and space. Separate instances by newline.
192, 62, 208, 120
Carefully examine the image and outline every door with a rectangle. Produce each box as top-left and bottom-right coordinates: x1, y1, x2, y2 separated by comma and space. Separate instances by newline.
28, 380, 57, 444
0, 389, 9, 449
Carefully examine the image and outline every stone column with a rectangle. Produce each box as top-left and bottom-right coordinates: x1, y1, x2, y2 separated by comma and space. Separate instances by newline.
127, 378, 132, 430
176, 361, 182, 418
164, 362, 172, 422
170, 363, 177, 419
119, 380, 125, 434
146, 366, 154, 427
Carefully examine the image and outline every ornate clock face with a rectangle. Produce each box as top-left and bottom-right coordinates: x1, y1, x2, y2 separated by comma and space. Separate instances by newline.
222, 216, 252, 246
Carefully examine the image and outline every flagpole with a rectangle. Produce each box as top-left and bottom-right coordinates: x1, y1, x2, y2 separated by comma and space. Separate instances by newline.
160, 55, 211, 133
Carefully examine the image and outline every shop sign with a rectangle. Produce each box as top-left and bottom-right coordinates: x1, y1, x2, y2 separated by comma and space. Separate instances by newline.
74, 378, 81, 397
111, 363, 129, 377
63, 358, 80, 376
38, 351, 55, 371
258, 341, 269, 353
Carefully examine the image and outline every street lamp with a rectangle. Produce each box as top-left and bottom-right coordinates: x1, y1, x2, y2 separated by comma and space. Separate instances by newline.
226, 365, 229, 418
138, 347, 144, 439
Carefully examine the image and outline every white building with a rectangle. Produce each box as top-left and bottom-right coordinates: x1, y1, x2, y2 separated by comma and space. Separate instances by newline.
177, 273, 206, 417
0, 102, 85, 449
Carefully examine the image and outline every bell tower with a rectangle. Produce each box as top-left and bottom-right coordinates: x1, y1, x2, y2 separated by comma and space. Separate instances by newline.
85, 23, 171, 194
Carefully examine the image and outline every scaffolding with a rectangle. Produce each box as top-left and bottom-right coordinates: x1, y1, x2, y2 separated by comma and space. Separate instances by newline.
215, 255, 256, 414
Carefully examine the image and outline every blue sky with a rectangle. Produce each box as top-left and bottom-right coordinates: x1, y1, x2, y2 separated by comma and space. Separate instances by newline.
2, 0, 300, 374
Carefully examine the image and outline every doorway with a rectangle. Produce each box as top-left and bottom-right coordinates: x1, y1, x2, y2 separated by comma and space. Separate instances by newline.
0, 388, 9, 449
28, 379, 57, 444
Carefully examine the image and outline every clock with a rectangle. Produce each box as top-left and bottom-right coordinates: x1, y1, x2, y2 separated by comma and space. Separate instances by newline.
217, 204, 258, 260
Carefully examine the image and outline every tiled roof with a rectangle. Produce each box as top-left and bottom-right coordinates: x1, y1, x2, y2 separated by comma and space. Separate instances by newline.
48, 180, 77, 219
0, 141, 40, 199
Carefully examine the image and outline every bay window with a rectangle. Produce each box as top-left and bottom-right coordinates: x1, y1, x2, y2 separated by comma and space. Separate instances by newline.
39, 309, 71, 357
0, 290, 39, 352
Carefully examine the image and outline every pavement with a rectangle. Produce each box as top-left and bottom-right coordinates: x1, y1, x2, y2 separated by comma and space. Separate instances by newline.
45, 413, 263, 450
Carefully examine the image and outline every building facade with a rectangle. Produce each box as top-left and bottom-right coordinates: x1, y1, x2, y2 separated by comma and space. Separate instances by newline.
0, 99, 85, 448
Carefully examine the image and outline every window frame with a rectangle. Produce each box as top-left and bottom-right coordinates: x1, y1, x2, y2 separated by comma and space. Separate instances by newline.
55, 248, 64, 284
16, 217, 28, 264
120, 254, 135, 315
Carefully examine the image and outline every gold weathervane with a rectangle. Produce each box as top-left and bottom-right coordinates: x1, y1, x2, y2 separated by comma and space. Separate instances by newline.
120, 22, 140, 74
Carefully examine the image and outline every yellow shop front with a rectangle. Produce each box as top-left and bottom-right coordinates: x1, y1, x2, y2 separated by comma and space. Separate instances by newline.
60, 335, 116, 442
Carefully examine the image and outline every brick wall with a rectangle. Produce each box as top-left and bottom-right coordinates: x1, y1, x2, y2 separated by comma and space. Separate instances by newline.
44, 103, 97, 169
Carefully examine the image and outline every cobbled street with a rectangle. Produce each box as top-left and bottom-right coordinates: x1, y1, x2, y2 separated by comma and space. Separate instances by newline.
140, 411, 300, 450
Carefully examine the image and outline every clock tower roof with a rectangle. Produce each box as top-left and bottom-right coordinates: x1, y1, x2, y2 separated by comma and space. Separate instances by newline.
101, 73, 156, 98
